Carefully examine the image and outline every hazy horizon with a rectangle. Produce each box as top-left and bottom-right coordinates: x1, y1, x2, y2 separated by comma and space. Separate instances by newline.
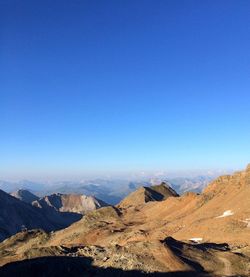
0, 167, 235, 183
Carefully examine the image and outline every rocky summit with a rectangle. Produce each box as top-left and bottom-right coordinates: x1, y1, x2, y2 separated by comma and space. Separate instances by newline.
32, 193, 109, 214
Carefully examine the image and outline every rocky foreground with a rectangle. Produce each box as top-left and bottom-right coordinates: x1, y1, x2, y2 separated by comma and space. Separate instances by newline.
0, 165, 250, 276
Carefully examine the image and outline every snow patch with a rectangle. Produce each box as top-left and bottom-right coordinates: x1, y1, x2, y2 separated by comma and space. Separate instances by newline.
242, 218, 250, 228
189, 237, 203, 243
216, 210, 234, 218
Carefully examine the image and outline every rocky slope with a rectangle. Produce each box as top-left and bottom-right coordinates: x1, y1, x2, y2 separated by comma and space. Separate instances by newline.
32, 193, 108, 214
11, 189, 39, 203
0, 165, 250, 276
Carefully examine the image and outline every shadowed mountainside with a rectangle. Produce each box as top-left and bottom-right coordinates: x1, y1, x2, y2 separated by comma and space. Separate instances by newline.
0, 256, 212, 277
0, 190, 81, 242
11, 189, 39, 203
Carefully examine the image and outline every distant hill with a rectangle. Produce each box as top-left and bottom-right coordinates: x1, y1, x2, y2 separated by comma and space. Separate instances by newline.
11, 189, 39, 204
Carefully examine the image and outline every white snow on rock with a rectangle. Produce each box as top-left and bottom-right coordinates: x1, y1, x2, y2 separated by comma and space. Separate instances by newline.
189, 238, 203, 243
216, 210, 234, 218
242, 218, 250, 228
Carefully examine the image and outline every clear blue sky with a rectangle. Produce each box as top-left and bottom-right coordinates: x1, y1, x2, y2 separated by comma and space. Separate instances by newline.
1, 0, 250, 179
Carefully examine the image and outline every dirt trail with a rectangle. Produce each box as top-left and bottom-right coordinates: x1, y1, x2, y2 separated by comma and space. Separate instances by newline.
218, 256, 232, 276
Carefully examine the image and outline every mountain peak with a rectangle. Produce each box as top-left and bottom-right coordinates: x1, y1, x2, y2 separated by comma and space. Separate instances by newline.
119, 182, 178, 207
151, 182, 179, 197
10, 189, 39, 204
32, 193, 109, 214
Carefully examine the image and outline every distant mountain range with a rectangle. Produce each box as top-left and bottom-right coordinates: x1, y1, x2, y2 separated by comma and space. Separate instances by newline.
167, 175, 214, 194
0, 180, 46, 193
1, 175, 218, 205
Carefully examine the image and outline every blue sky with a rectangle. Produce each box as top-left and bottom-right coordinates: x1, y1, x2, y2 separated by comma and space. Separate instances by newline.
1, 1, 250, 179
